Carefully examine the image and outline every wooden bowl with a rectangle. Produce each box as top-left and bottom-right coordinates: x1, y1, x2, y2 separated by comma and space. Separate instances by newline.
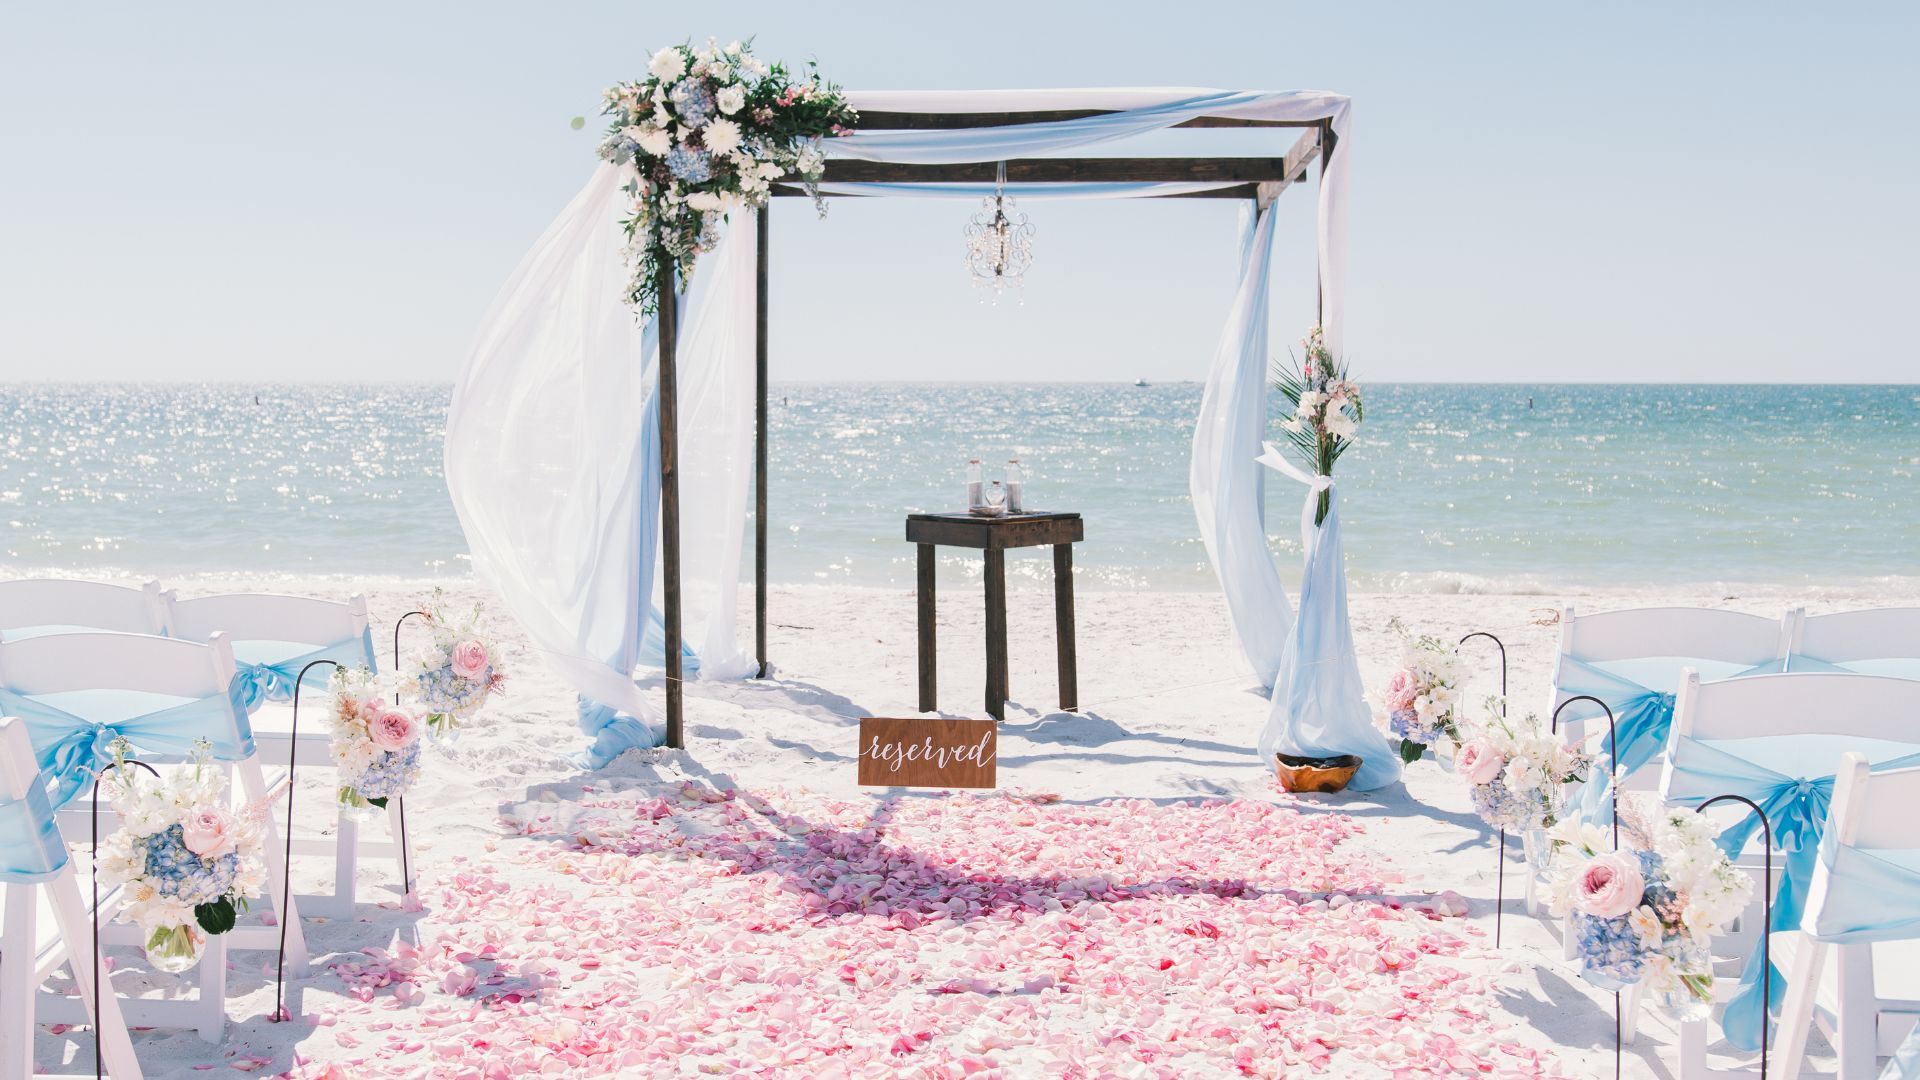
1272, 753, 1362, 793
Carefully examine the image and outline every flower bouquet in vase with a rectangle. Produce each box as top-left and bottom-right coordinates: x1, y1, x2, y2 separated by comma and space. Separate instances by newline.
1272, 323, 1361, 528
1547, 796, 1752, 1015
1377, 619, 1464, 766
407, 589, 506, 740
94, 740, 267, 973
1455, 702, 1589, 879
328, 668, 424, 812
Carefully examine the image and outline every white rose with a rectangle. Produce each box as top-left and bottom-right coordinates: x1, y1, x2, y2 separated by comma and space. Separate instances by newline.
716, 85, 746, 115
703, 117, 743, 156
684, 191, 722, 212
1325, 409, 1358, 439
637, 126, 672, 157
649, 47, 686, 81
1503, 755, 1544, 792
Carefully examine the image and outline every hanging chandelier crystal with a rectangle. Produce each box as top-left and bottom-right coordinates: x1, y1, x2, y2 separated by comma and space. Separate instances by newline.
962, 161, 1034, 294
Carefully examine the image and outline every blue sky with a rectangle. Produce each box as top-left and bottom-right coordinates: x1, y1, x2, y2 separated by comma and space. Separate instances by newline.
3, 3, 1915, 383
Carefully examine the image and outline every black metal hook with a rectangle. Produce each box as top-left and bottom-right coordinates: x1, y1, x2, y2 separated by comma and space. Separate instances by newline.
389, 611, 427, 897
271, 657, 342, 1024
1695, 794, 1774, 1080
1458, 631, 1510, 945
1551, 693, 1622, 1079
88, 756, 159, 1080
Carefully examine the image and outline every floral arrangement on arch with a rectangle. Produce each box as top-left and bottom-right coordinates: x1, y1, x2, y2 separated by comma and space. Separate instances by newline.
1377, 619, 1463, 765
328, 667, 424, 811
1547, 795, 1752, 1019
1454, 702, 1589, 832
597, 38, 856, 315
1272, 324, 1362, 526
94, 739, 267, 973
408, 588, 506, 738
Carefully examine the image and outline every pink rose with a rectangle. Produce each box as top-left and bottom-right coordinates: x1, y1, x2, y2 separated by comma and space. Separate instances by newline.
368, 707, 421, 752
1382, 670, 1418, 712
181, 808, 237, 860
1454, 740, 1506, 786
1576, 853, 1646, 919
450, 639, 489, 681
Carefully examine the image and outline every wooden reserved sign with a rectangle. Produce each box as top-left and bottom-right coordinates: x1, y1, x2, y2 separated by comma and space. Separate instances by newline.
856, 717, 998, 789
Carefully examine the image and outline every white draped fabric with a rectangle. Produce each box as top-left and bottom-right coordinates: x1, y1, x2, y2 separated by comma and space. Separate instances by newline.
447, 87, 1353, 766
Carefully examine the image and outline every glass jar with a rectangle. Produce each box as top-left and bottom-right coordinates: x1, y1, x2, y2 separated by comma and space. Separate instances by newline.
145, 923, 209, 974
965, 459, 983, 509
1656, 938, 1715, 1023
984, 480, 1007, 513
1005, 459, 1024, 513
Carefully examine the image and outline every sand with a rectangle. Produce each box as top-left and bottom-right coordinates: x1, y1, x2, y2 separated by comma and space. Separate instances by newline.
23, 570, 1914, 1076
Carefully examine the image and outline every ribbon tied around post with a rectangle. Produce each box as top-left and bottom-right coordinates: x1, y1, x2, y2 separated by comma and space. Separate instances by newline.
1257, 442, 1334, 557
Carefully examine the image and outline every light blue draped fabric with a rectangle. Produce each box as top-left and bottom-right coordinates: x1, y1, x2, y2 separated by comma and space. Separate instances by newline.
1190, 205, 1292, 684
1886, 1023, 1920, 1079
1665, 736, 1920, 1052
1, 685, 256, 811
1258, 486, 1400, 791
813, 181, 1241, 200
830, 91, 1276, 165
1803, 842, 1920, 944
0, 782, 68, 883
1560, 656, 1789, 822
230, 629, 379, 713
639, 607, 699, 675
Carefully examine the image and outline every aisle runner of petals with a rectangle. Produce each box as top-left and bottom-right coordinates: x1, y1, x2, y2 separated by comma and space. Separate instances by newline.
291, 784, 1567, 1078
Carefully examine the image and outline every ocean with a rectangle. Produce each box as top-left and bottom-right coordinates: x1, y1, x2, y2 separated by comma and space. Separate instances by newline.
3, 382, 1915, 591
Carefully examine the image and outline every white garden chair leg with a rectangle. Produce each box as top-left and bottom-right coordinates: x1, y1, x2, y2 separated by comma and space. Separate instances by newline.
333, 812, 360, 914
3, 883, 35, 1080
1835, 942, 1877, 1077
1775, 935, 1827, 1080
1676, 1013, 1710, 1080
236, 758, 309, 975
1620, 980, 1642, 1042
20, 871, 144, 1078
386, 799, 412, 896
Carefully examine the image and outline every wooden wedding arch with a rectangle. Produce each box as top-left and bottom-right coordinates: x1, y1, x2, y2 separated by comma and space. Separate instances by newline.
651, 105, 1336, 746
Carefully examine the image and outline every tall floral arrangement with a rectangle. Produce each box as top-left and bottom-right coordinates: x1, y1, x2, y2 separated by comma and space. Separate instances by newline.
329, 667, 424, 811
1453, 703, 1590, 832
94, 740, 267, 973
408, 588, 506, 738
1272, 324, 1362, 526
1547, 796, 1752, 1018
597, 39, 856, 315
1376, 619, 1463, 764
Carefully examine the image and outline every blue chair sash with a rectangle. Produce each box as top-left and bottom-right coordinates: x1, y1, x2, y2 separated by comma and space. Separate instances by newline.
230, 628, 378, 712
0, 684, 256, 811
0, 781, 68, 883
1665, 735, 1920, 1053
1885, 1022, 1920, 1079
1802, 839, 1920, 945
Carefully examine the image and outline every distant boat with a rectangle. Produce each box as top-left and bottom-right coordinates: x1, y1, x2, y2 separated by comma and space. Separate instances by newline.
1133, 378, 1150, 387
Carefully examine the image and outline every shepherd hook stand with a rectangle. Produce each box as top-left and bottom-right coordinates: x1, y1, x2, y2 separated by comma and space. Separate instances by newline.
1552, 694, 1622, 1078
1693, 795, 1774, 1080
1457, 631, 1507, 944
90, 758, 159, 1080
271, 658, 342, 1023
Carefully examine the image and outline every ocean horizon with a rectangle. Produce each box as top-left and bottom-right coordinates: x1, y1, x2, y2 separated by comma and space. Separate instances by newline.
4, 381, 1915, 592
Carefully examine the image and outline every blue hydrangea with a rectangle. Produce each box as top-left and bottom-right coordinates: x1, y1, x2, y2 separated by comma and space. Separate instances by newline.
665, 147, 713, 183
1469, 773, 1547, 830
1573, 911, 1647, 989
416, 662, 489, 719
1388, 707, 1425, 742
347, 739, 422, 801
671, 79, 716, 126
143, 824, 239, 906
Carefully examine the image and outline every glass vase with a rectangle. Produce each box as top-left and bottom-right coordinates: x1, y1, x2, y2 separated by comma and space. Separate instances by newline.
145, 923, 208, 974
1656, 939, 1715, 1023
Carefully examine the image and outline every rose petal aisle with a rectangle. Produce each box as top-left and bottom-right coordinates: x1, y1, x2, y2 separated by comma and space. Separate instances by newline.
276, 777, 1571, 1079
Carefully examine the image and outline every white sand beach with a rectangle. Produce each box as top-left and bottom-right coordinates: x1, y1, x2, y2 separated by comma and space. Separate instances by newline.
26, 572, 1916, 1077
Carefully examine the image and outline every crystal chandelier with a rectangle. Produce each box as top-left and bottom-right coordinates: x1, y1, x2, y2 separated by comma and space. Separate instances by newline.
962, 161, 1034, 294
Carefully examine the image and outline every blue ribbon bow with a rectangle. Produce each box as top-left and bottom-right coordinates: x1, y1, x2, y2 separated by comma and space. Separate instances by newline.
1665, 735, 1920, 1053
230, 630, 379, 713
0, 781, 68, 883
1556, 656, 1677, 821
0, 685, 257, 811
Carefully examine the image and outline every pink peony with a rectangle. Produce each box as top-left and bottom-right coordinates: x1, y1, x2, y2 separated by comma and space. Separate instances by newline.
1575, 853, 1646, 919
450, 639, 489, 681
1454, 740, 1505, 786
1382, 670, 1419, 712
368, 707, 421, 752
180, 808, 237, 859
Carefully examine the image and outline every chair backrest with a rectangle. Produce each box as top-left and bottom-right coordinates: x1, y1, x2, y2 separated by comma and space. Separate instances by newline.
1670, 669, 1920, 744
1790, 607, 1920, 668
1828, 752, 1920, 853
0, 630, 235, 699
1558, 605, 1790, 670
0, 578, 170, 638
166, 591, 370, 652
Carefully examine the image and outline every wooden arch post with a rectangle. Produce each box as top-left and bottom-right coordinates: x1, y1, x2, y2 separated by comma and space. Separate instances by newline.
656, 256, 684, 748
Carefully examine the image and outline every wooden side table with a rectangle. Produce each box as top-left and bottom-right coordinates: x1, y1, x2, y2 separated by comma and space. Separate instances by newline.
905, 511, 1084, 721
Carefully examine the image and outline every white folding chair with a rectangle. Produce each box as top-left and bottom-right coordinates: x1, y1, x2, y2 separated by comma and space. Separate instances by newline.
1, 717, 143, 1079
1788, 607, 1920, 680
1542, 606, 1792, 928
0, 630, 310, 1041
0, 579, 169, 640
1661, 671, 1920, 1079
1774, 754, 1920, 1079
166, 591, 410, 916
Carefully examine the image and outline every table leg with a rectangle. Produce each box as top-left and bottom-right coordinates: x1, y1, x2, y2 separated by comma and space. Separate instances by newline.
984, 548, 1007, 721
917, 543, 936, 712
1053, 543, 1078, 712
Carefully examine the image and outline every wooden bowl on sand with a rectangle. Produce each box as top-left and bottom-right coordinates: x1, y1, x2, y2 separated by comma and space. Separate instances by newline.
1272, 753, 1362, 793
